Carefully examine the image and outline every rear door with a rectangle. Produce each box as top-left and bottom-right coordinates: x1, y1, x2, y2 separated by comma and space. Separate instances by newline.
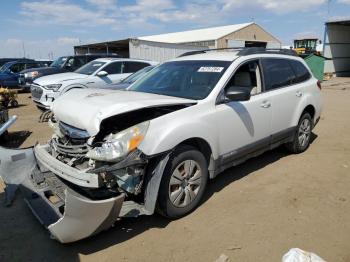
261, 58, 308, 144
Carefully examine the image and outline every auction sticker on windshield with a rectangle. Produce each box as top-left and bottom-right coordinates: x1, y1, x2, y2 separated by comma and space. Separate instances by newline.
198, 67, 224, 73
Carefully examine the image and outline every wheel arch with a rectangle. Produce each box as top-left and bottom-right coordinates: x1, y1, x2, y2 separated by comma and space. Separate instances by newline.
60, 84, 87, 95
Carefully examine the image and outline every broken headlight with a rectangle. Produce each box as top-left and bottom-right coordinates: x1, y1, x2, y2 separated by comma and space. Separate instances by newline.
86, 121, 149, 162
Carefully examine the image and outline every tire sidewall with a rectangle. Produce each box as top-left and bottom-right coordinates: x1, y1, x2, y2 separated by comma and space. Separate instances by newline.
295, 113, 313, 152
158, 145, 208, 218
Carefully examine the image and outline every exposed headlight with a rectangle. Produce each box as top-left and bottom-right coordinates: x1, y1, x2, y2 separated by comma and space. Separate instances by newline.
86, 121, 149, 162
44, 84, 62, 91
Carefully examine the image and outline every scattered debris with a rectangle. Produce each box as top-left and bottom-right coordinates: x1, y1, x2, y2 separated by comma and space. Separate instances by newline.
282, 248, 326, 262
214, 254, 229, 262
227, 245, 242, 251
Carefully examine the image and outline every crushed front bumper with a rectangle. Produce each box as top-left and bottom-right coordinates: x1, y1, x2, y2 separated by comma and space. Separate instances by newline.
0, 146, 125, 243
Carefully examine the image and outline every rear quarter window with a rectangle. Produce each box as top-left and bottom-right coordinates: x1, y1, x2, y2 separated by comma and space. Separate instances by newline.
289, 60, 311, 84
124, 62, 150, 73
262, 58, 296, 91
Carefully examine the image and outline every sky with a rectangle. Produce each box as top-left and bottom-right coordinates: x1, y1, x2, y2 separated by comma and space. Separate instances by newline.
0, 0, 350, 59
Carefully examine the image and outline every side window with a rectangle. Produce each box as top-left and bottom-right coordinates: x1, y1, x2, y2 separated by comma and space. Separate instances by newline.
86, 56, 98, 62
103, 62, 122, 74
72, 57, 85, 70
65, 57, 74, 69
225, 60, 262, 96
25, 63, 38, 69
262, 59, 296, 91
10, 63, 25, 73
289, 60, 311, 84
124, 62, 149, 73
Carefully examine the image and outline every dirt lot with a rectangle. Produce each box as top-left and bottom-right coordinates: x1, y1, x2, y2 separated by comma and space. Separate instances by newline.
1, 78, 350, 262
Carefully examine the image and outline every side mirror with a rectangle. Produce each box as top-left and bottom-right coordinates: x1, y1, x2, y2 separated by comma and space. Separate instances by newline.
97, 71, 108, 77
225, 86, 251, 101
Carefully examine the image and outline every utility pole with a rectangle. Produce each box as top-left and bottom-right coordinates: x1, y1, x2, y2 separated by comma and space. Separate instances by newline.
22, 41, 26, 58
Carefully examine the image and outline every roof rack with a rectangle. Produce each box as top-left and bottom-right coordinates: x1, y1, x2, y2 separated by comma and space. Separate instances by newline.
178, 47, 297, 58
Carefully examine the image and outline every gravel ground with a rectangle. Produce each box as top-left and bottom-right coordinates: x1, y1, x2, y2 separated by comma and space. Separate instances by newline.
0, 78, 350, 262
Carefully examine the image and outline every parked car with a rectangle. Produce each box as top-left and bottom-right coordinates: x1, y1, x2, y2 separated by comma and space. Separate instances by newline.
0, 48, 322, 243
0, 58, 35, 68
103, 65, 156, 90
19, 54, 120, 91
35, 59, 53, 67
31, 58, 158, 110
0, 60, 42, 88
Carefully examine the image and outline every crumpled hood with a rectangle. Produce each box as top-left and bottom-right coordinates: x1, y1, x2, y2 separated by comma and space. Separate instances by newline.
52, 88, 196, 136
34, 72, 88, 86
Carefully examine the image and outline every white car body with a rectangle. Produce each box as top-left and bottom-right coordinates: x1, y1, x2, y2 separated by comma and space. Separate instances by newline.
0, 49, 322, 243
31, 58, 158, 110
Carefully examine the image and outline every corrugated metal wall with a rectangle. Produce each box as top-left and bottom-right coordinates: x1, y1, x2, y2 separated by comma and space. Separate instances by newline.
129, 39, 206, 62
324, 23, 350, 76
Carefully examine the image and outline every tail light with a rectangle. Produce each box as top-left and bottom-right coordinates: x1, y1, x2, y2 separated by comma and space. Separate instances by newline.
317, 80, 322, 90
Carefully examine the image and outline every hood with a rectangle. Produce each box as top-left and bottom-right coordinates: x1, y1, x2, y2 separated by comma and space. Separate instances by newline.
34, 72, 88, 86
53, 88, 196, 136
21, 66, 64, 75
102, 83, 130, 90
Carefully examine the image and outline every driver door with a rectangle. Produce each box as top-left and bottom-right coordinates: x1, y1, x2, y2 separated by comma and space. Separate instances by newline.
214, 59, 272, 166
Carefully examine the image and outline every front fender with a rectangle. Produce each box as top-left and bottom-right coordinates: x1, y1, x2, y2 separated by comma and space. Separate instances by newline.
139, 119, 219, 159
60, 84, 87, 95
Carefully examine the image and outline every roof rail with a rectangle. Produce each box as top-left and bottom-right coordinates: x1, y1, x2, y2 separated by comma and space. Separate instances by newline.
178, 47, 297, 58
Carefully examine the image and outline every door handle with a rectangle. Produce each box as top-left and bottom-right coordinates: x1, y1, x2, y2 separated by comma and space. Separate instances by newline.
296, 91, 303, 97
260, 101, 271, 108
86, 82, 95, 84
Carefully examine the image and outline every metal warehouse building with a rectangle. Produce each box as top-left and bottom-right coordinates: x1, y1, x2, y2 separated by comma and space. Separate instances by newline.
324, 19, 350, 76
74, 22, 281, 62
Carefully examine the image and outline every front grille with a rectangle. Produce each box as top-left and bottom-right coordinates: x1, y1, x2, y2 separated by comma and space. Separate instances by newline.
51, 137, 89, 157
51, 122, 90, 158
31, 84, 43, 100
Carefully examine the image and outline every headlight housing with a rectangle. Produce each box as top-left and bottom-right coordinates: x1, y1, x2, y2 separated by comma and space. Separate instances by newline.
86, 121, 149, 162
25, 71, 39, 78
44, 84, 62, 91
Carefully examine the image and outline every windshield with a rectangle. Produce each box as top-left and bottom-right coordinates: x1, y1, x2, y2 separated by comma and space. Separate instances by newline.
129, 60, 230, 100
50, 57, 68, 68
75, 61, 106, 75
122, 66, 155, 84
0, 62, 12, 73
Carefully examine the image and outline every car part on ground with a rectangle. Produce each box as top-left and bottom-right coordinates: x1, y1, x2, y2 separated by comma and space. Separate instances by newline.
0, 105, 17, 139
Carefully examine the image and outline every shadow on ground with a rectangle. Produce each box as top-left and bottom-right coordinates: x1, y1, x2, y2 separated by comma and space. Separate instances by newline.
0, 134, 318, 261
0, 131, 31, 148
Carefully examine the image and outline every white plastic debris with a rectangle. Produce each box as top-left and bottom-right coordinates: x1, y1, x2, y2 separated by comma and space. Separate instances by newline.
214, 254, 229, 262
282, 248, 326, 262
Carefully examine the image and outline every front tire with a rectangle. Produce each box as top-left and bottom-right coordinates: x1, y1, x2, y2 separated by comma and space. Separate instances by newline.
157, 145, 208, 218
285, 112, 313, 153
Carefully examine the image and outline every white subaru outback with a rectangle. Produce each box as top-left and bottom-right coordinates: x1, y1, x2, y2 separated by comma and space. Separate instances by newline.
0, 48, 322, 243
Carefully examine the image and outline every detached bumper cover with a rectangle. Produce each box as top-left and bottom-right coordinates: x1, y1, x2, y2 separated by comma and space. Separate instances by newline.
0, 146, 125, 243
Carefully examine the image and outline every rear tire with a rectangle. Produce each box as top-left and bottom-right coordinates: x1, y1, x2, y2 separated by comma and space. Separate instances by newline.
157, 145, 208, 218
285, 112, 313, 154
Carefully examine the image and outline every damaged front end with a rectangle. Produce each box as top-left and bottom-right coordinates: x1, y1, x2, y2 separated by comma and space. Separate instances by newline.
0, 118, 169, 243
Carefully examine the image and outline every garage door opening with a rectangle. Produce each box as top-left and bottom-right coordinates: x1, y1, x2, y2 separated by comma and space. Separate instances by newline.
324, 20, 350, 77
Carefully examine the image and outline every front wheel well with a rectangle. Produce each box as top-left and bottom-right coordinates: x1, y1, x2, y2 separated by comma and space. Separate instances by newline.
302, 105, 315, 120
177, 138, 212, 165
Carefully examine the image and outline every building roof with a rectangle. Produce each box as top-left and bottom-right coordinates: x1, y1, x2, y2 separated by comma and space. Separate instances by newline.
138, 22, 254, 44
